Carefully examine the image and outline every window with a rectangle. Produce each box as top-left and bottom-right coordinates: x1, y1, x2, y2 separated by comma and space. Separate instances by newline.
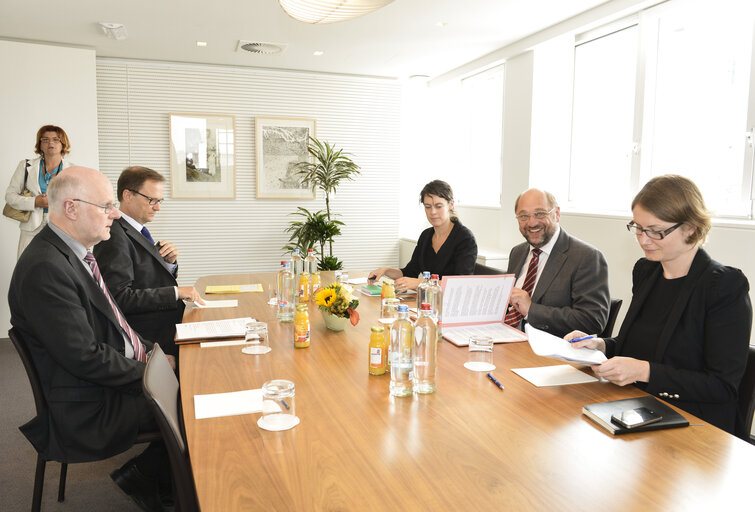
568, 0, 755, 217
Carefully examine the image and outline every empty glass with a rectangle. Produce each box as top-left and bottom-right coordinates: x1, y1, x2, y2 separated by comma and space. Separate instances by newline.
379, 298, 400, 326
464, 335, 495, 371
258, 379, 299, 431
242, 322, 271, 355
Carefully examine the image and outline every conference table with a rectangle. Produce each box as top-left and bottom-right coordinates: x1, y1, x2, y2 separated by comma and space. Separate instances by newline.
180, 272, 755, 511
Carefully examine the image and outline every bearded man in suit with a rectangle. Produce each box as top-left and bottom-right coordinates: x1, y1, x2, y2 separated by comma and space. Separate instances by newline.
9, 166, 173, 511
504, 188, 610, 338
93, 166, 204, 357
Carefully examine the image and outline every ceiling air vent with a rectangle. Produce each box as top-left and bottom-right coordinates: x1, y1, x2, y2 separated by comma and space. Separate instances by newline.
236, 40, 287, 55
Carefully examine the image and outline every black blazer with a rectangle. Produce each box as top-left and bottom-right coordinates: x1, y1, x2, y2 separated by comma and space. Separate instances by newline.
94, 218, 184, 355
606, 249, 752, 434
9, 225, 152, 463
401, 220, 477, 279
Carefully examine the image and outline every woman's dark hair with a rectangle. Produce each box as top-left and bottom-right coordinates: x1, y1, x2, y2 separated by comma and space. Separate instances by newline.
420, 180, 458, 222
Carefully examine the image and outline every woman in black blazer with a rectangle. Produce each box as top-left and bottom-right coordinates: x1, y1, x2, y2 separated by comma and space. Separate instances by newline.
369, 180, 477, 292
568, 175, 751, 434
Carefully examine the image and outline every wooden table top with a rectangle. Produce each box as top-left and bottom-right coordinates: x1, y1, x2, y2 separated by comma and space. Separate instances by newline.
180, 272, 755, 511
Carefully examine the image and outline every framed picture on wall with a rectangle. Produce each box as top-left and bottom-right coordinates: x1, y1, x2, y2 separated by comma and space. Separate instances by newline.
255, 117, 316, 199
169, 113, 236, 199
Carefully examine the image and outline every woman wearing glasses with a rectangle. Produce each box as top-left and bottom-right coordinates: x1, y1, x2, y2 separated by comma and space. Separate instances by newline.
567, 175, 751, 434
5, 125, 74, 258
369, 180, 477, 292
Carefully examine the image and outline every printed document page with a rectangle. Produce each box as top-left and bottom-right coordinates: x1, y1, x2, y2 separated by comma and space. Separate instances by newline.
443, 323, 526, 346
441, 275, 515, 325
175, 317, 253, 341
525, 324, 606, 365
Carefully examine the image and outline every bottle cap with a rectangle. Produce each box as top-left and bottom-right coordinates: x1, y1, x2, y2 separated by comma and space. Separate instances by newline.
422, 271, 431, 278
283, 261, 291, 268
371, 325, 385, 332
296, 303, 308, 311
398, 304, 409, 313
431, 274, 439, 280
307, 248, 314, 253
281, 260, 287, 265
420, 303, 432, 311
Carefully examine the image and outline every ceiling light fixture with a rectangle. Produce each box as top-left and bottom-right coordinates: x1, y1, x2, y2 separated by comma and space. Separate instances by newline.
196, 41, 208, 47
278, 0, 394, 24
313, 50, 324, 56
99, 22, 128, 41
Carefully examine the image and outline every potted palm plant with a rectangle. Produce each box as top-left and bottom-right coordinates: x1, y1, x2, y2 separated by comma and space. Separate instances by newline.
288, 137, 360, 270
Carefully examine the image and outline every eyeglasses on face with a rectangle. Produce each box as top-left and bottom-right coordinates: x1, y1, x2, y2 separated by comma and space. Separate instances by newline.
626, 221, 683, 240
516, 207, 556, 223
72, 199, 119, 214
40, 137, 61, 144
129, 189, 163, 206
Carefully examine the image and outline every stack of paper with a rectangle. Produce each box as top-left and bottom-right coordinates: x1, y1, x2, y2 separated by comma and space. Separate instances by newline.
524, 324, 606, 365
175, 317, 253, 342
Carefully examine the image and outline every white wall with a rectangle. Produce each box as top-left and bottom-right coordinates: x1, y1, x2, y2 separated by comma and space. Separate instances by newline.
0, 40, 100, 332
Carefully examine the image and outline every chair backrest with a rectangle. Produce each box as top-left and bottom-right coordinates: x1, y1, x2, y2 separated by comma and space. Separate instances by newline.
142, 344, 199, 512
598, 299, 623, 339
736, 344, 755, 443
8, 328, 47, 414
474, 262, 505, 275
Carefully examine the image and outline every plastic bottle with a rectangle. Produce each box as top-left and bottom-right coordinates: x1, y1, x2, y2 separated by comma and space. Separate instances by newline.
413, 303, 437, 394
305, 249, 320, 300
429, 274, 443, 342
389, 305, 414, 397
368, 325, 388, 375
416, 271, 431, 311
277, 261, 295, 322
291, 248, 304, 278
294, 303, 310, 348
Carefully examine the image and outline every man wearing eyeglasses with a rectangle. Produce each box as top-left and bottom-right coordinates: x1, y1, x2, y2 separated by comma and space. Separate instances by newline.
94, 166, 204, 357
504, 188, 610, 338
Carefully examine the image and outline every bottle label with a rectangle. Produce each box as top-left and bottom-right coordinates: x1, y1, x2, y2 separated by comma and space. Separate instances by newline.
370, 347, 382, 366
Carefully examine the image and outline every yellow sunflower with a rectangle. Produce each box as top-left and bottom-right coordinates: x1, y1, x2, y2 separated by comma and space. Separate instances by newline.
316, 288, 336, 307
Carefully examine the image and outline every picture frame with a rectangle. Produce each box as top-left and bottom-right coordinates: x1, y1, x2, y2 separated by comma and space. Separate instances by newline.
255, 117, 317, 199
169, 113, 236, 199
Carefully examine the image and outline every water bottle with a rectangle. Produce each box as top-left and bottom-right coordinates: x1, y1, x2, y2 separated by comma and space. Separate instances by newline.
291, 248, 304, 278
277, 261, 295, 322
429, 274, 443, 342
389, 304, 414, 397
416, 271, 431, 311
413, 303, 437, 394
305, 249, 319, 300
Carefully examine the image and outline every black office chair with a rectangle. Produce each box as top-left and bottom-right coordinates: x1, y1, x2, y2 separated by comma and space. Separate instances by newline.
143, 344, 200, 512
8, 328, 160, 512
735, 345, 755, 444
598, 299, 623, 339
474, 262, 505, 275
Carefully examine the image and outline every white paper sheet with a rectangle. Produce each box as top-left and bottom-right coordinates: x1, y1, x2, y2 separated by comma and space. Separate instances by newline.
441, 275, 516, 325
175, 317, 253, 341
442, 323, 527, 346
512, 365, 598, 387
524, 324, 607, 365
200, 339, 254, 348
347, 277, 368, 285
194, 300, 238, 309
193, 389, 283, 420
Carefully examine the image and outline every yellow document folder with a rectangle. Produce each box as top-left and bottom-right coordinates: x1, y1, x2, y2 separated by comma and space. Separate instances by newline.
205, 284, 263, 294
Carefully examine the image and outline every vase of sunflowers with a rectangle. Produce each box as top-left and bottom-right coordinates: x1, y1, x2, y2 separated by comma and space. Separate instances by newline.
314, 282, 360, 331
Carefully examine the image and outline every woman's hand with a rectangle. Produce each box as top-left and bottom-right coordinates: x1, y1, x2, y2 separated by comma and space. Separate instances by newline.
368, 267, 389, 283
394, 277, 420, 292
34, 193, 48, 209
591, 357, 650, 386
564, 330, 606, 353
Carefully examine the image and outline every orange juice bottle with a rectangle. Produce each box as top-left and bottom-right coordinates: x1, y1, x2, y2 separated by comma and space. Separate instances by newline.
381, 281, 395, 300
294, 303, 310, 348
310, 271, 321, 302
299, 272, 310, 301
369, 325, 388, 375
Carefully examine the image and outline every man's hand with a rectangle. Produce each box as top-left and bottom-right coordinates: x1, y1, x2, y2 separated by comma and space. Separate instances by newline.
178, 286, 206, 305
508, 287, 533, 317
34, 193, 48, 208
156, 240, 179, 264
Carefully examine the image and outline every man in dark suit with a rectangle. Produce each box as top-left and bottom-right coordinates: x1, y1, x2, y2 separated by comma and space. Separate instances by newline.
9, 166, 172, 512
94, 166, 203, 357
504, 188, 610, 338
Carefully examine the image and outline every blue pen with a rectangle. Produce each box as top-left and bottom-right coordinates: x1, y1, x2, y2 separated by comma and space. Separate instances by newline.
569, 335, 595, 344
486, 372, 504, 391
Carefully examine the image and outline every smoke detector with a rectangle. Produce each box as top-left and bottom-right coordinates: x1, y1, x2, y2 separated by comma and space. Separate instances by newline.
236, 40, 287, 55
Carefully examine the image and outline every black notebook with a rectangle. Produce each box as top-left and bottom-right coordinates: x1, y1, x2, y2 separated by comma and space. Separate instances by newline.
582, 395, 689, 435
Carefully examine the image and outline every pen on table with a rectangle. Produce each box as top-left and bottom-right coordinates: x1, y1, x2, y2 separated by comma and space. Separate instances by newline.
486, 372, 504, 391
281, 399, 291, 410
569, 335, 595, 344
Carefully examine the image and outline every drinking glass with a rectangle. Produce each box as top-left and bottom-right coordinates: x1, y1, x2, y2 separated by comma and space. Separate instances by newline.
379, 298, 400, 326
242, 322, 271, 355
258, 379, 299, 431
464, 335, 495, 371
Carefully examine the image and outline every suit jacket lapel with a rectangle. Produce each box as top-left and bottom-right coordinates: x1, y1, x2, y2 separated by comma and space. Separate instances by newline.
651, 249, 711, 361
509, 245, 528, 279
119, 218, 172, 274
531, 229, 568, 303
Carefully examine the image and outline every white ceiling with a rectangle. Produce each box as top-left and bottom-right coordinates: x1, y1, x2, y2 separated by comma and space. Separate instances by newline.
0, 0, 608, 79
